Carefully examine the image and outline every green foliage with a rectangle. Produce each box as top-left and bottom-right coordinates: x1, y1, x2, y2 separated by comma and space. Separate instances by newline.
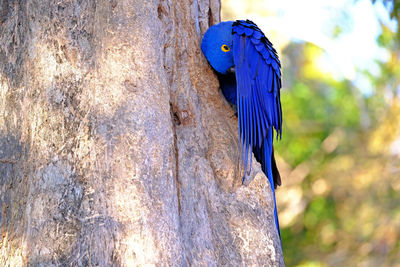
276, 42, 361, 166
278, 13, 400, 267
373, 0, 400, 35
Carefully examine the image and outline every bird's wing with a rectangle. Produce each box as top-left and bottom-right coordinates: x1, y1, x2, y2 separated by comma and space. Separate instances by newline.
232, 20, 282, 180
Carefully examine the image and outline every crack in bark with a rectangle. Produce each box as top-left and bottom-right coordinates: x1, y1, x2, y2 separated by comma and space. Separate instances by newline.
0, 158, 16, 164
170, 102, 182, 215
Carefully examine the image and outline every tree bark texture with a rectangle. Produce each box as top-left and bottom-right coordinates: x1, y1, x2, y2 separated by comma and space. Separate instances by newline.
0, 0, 284, 266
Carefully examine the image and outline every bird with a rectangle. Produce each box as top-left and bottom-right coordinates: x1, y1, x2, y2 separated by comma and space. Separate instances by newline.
201, 20, 283, 241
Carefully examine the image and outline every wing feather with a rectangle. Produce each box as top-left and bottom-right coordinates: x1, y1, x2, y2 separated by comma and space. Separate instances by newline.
232, 20, 282, 180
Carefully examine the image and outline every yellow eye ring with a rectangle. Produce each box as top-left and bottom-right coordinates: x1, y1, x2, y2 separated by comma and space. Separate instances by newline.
221, 44, 230, 52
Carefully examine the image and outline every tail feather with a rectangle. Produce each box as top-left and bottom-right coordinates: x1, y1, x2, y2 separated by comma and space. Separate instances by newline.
246, 127, 282, 244
271, 148, 281, 188
265, 128, 281, 242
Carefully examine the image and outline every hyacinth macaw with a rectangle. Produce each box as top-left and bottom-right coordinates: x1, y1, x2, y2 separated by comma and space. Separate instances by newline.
201, 20, 283, 240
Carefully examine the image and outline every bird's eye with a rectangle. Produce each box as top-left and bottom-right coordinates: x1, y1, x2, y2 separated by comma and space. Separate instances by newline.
221, 44, 230, 52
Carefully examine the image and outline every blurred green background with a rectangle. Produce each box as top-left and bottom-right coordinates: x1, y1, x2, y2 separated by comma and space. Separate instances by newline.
221, 0, 400, 266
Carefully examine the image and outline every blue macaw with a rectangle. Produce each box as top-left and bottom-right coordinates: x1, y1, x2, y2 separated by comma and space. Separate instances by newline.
201, 20, 283, 240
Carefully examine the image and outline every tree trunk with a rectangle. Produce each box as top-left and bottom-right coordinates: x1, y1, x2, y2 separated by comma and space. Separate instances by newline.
0, 0, 284, 266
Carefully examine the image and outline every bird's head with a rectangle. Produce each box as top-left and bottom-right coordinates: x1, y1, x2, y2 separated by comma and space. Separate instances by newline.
201, 21, 234, 74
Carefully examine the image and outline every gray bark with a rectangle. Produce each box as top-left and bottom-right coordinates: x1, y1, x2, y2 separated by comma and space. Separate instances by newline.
0, 0, 284, 266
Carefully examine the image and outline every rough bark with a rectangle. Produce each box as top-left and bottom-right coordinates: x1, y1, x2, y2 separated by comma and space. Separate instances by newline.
0, 0, 284, 266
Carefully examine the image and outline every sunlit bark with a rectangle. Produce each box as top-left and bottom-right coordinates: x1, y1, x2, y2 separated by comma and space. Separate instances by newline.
0, 0, 283, 265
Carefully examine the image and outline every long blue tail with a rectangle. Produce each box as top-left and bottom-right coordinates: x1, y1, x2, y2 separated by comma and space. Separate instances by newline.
247, 127, 282, 245
265, 128, 281, 243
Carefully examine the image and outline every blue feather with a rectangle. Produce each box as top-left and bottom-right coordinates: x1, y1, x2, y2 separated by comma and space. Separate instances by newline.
201, 19, 283, 244
217, 72, 237, 106
232, 20, 282, 240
